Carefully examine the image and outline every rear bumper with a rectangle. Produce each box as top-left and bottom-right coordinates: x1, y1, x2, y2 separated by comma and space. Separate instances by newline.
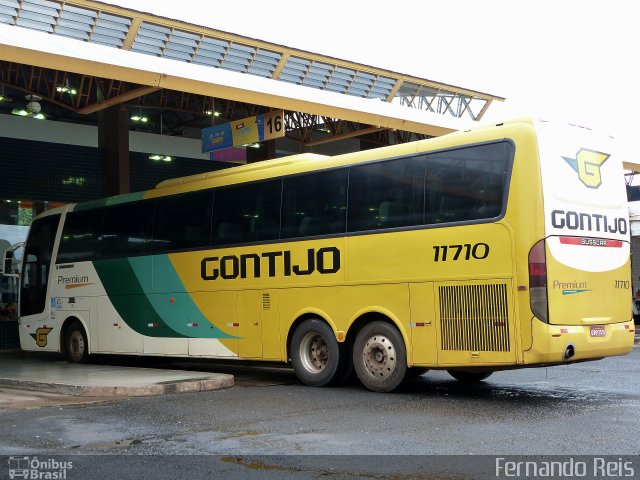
523, 318, 635, 365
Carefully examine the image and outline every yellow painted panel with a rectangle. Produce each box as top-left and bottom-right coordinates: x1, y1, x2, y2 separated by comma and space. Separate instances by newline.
347, 223, 513, 284
409, 283, 437, 366
546, 253, 631, 326
171, 238, 346, 292
238, 290, 262, 359
260, 290, 281, 360
189, 291, 238, 356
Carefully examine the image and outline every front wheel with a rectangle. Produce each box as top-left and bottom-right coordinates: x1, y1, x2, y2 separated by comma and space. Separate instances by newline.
290, 318, 348, 387
65, 321, 89, 364
447, 370, 493, 383
353, 321, 407, 393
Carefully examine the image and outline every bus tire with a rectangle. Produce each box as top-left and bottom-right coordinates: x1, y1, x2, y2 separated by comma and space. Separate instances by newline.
447, 370, 493, 383
65, 322, 89, 364
291, 318, 347, 387
353, 321, 407, 393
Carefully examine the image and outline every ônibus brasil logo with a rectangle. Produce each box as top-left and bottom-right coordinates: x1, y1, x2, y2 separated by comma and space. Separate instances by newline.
7, 456, 73, 479
562, 148, 610, 189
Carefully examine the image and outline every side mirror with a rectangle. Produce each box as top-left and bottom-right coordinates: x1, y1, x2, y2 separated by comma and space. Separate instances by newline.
3, 250, 14, 275
2, 243, 23, 277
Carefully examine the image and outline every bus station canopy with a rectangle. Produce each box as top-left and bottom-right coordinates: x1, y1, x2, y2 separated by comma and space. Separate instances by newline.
0, 0, 507, 148
0, 23, 478, 138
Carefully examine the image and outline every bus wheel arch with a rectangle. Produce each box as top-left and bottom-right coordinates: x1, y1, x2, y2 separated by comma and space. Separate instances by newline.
60, 317, 90, 364
349, 313, 408, 393
288, 314, 350, 387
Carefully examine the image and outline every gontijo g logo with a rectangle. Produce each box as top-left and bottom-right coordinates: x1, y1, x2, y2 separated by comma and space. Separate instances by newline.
562, 148, 610, 189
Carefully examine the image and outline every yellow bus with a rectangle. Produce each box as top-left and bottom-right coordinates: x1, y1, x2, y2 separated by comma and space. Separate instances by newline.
8, 119, 635, 392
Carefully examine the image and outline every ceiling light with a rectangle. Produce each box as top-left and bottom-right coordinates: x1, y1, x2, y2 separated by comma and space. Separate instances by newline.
11, 95, 46, 119
130, 106, 148, 123
149, 114, 171, 162
149, 154, 172, 162
205, 110, 221, 117
56, 85, 77, 95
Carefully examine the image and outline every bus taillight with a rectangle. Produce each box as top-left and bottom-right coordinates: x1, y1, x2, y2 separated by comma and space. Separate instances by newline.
529, 239, 548, 323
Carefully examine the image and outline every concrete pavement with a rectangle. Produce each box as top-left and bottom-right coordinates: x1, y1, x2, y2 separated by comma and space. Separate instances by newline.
0, 351, 233, 397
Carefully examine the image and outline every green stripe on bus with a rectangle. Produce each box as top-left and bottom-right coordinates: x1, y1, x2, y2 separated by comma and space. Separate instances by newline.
93, 257, 186, 338
94, 256, 236, 339
150, 255, 237, 339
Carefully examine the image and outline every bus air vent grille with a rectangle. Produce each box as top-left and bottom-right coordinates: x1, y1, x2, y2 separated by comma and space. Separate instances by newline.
439, 283, 510, 352
262, 293, 271, 311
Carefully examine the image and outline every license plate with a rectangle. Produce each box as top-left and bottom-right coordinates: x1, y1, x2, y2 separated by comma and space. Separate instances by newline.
590, 325, 606, 337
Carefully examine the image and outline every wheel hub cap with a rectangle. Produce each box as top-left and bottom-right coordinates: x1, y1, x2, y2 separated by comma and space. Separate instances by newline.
363, 335, 396, 378
300, 332, 328, 373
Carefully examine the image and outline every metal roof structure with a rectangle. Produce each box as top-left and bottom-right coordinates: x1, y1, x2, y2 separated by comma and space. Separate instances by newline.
0, 0, 505, 148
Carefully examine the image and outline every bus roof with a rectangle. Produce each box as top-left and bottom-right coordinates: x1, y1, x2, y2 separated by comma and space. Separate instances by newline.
155, 153, 329, 190
71, 119, 535, 210
148, 120, 536, 197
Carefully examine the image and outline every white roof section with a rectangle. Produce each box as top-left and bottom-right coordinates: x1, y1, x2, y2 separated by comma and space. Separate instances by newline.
0, 23, 474, 137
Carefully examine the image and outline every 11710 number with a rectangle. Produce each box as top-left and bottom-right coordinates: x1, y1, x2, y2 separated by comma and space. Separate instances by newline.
433, 243, 489, 262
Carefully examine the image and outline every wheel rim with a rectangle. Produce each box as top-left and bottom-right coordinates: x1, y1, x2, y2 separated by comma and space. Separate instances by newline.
299, 332, 329, 373
69, 330, 85, 361
362, 334, 396, 378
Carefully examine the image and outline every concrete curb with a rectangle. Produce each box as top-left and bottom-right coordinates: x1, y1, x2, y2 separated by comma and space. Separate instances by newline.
0, 374, 234, 397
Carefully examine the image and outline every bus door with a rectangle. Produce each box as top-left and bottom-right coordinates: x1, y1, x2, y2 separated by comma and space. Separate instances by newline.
19, 214, 61, 351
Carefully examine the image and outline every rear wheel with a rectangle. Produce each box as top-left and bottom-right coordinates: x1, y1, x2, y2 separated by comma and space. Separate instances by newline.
291, 318, 349, 387
353, 321, 407, 392
65, 322, 89, 364
447, 370, 493, 383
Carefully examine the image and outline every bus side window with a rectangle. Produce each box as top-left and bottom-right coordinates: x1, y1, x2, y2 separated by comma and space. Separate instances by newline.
153, 191, 213, 252
57, 210, 103, 263
282, 169, 347, 239
348, 155, 425, 232
213, 180, 281, 245
425, 143, 509, 225
102, 202, 154, 258
216, 222, 242, 244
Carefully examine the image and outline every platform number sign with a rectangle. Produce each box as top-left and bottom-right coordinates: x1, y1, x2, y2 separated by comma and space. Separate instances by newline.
263, 110, 285, 141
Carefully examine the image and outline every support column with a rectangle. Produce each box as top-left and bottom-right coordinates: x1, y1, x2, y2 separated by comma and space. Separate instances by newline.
246, 139, 277, 163
98, 105, 130, 195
